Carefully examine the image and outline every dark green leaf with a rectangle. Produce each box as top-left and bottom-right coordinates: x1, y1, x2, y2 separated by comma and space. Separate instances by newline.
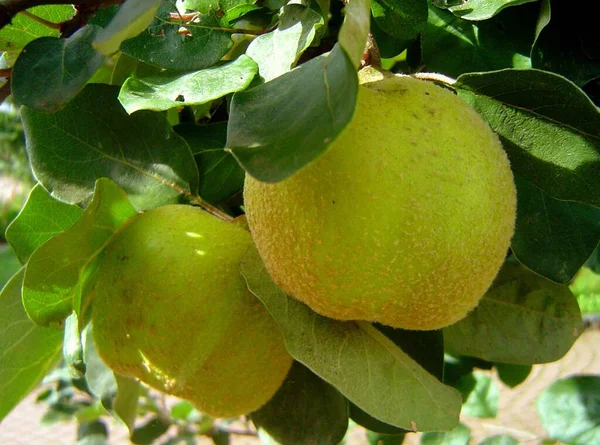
21, 84, 199, 209
511, 175, 600, 284
174, 123, 244, 204
0, 245, 20, 287
455, 69, 600, 208
338, 0, 371, 68
22, 179, 136, 326
211, 429, 230, 445
74, 400, 107, 424
478, 435, 519, 445
227, 44, 358, 182
12, 26, 105, 112
0, 269, 62, 421
443, 262, 583, 364
531, 1, 600, 86
537, 375, 600, 445
447, 0, 538, 21
350, 328, 444, 434
495, 363, 531, 388
0, 6, 74, 57
252, 361, 349, 445
422, 3, 536, 77
6, 184, 83, 264
371, 0, 427, 42
131, 416, 171, 445
370, 17, 410, 58
460, 372, 498, 418
77, 420, 109, 445
118, 55, 257, 113
240, 245, 462, 432
420, 423, 470, 445
121, 2, 232, 72
63, 311, 85, 378
246, 4, 323, 82
93, 0, 161, 55
366, 431, 407, 445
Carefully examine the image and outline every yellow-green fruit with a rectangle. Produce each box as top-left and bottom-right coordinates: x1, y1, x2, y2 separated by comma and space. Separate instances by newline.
244, 68, 517, 331
92, 205, 292, 418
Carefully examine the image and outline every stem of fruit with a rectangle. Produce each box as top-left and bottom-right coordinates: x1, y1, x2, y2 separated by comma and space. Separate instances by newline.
361, 32, 381, 69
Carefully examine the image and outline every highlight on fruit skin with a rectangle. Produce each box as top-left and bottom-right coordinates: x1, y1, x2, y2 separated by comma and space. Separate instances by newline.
91, 205, 293, 418
244, 67, 517, 331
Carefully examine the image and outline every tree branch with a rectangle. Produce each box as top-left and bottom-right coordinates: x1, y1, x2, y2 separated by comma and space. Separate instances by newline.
0, 0, 123, 32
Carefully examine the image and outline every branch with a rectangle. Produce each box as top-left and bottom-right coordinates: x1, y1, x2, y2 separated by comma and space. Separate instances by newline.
0, 0, 123, 32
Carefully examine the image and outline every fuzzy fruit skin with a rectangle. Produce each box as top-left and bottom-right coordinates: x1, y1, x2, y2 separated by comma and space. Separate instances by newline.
244, 69, 516, 331
92, 205, 292, 418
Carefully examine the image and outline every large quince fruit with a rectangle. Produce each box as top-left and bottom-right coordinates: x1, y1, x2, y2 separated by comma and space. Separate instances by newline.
92, 205, 292, 417
244, 68, 517, 331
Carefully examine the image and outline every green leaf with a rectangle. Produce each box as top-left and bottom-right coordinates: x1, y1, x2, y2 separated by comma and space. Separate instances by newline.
0, 6, 74, 57
460, 372, 498, 418
77, 420, 109, 445
478, 435, 519, 445
227, 44, 358, 182
93, 0, 162, 55
422, 3, 535, 77
240, 245, 461, 432
537, 375, 600, 445
211, 430, 230, 445
420, 423, 470, 445
0, 245, 20, 287
11, 26, 106, 112
131, 416, 171, 445
443, 262, 583, 364
570, 268, 600, 315
447, 0, 538, 21
113, 374, 140, 434
21, 84, 199, 209
246, 4, 323, 82
22, 179, 137, 326
350, 328, 444, 434
371, 0, 427, 43
531, 2, 600, 86
6, 184, 83, 265
63, 312, 85, 378
118, 55, 257, 113
121, 2, 232, 72
252, 361, 349, 445
455, 69, 600, 208
366, 431, 407, 445
511, 175, 600, 284
494, 363, 531, 388
174, 123, 245, 204
338, 0, 371, 68
83, 324, 117, 399
0, 269, 63, 421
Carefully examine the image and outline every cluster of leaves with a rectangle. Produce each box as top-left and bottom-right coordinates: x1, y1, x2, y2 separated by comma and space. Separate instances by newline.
0, 0, 599, 444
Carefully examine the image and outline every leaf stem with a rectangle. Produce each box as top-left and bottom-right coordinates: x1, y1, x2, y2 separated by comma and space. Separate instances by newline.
187, 193, 235, 223
19, 10, 61, 29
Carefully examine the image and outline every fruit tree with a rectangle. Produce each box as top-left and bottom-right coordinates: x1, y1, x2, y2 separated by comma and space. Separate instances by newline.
0, 0, 599, 444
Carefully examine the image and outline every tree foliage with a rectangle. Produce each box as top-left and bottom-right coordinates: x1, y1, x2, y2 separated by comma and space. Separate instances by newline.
0, 0, 599, 444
